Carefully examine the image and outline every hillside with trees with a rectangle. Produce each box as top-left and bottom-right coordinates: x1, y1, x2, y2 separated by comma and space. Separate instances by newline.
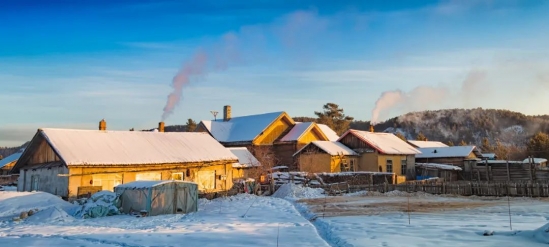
0, 142, 29, 159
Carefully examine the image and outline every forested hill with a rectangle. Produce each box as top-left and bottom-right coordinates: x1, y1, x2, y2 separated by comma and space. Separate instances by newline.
351, 108, 549, 146
0, 142, 29, 160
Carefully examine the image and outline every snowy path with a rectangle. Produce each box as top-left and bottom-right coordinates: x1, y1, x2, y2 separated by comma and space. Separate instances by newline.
0, 193, 330, 247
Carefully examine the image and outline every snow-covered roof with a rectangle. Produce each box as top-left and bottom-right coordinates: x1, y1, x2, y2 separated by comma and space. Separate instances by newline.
227, 147, 261, 168
29, 129, 238, 166
415, 146, 481, 159
317, 124, 339, 141
339, 130, 421, 155
115, 180, 197, 189
415, 163, 462, 171
280, 122, 315, 142
523, 158, 548, 164
0, 150, 24, 169
407, 140, 449, 148
294, 141, 357, 156
482, 153, 497, 159
200, 111, 285, 143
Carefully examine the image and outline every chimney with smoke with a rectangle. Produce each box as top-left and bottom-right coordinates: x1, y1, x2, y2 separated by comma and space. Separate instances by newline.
158, 122, 165, 132
223, 105, 232, 122
99, 119, 106, 131
370, 125, 374, 133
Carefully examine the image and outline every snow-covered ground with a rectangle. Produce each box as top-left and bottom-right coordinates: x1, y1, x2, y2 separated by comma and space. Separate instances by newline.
296, 191, 549, 247
2, 186, 549, 247
0, 191, 328, 247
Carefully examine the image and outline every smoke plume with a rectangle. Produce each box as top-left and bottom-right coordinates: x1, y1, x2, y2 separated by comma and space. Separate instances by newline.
370, 69, 484, 124
160, 10, 337, 120
161, 51, 208, 121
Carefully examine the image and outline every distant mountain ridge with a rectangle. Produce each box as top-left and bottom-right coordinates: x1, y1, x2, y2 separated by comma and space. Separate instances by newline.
351, 108, 549, 147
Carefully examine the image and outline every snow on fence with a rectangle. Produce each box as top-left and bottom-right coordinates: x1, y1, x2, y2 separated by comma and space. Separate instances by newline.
353, 181, 549, 197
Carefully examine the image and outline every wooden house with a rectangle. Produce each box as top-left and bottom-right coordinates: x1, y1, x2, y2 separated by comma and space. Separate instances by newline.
11, 121, 238, 200
337, 129, 420, 181
293, 141, 358, 173
407, 140, 449, 148
415, 146, 482, 168
227, 147, 261, 180
195, 105, 339, 170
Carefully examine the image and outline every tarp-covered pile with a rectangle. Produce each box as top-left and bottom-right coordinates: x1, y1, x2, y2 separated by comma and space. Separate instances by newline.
115, 180, 198, 216
72, 191, 120, 219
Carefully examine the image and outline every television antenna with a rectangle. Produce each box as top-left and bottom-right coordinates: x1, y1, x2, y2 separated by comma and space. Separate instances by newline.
210, 111, 219, 121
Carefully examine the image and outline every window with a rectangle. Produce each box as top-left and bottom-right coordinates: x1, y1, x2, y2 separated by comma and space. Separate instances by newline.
197, 170, 216, 191
171, 172, 184, 181
386, 160, 393, 173
350, 160, 355, 172
401, 159, 407, 175
92, 174, 122, 191
136, 172, 161, 181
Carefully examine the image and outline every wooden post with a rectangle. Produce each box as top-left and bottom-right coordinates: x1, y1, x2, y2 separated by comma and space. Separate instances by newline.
506, 160, 510, 181
529, 156, 534, 182
485, 159, 490, 182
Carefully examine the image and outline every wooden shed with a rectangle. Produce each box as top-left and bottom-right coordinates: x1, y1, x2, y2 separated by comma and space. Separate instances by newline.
415, 163, 462, 182
11, 124, 238, 200
227, 147, 261, 180
415, 146, 482, 180
293, 141, 358, 173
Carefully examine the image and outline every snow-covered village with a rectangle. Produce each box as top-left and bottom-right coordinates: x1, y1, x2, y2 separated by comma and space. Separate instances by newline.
2, 1, 549, 247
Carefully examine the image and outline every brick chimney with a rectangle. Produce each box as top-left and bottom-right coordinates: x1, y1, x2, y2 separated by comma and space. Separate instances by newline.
99, 119, 107, 131
158, 122, 165, 132
223, 105, 231, 122
370, 125, 374, 133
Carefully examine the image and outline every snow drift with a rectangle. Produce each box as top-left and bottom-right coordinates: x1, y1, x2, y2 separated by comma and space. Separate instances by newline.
26, 206, 73, 223
0, 191, 75, 218
272, 183, 324, 200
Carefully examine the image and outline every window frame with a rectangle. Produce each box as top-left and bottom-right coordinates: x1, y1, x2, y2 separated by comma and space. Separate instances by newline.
386, 160, 393, 173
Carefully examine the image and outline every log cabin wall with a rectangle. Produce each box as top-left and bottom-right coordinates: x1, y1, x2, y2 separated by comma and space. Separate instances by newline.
21, 163, 69, 197
273, 142, 298, 169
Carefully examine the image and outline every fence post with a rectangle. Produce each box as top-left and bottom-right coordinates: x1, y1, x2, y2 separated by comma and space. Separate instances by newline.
506, 160, 510, 181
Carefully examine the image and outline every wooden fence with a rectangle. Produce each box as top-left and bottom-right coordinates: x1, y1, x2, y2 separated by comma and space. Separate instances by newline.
321, 181, 549, 197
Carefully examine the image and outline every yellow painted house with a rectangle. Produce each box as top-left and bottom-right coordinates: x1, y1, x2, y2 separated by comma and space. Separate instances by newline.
12, 122, 238, 200
338, 129, 421, 182
195, 105, 339, 170
293, 141, 358, 173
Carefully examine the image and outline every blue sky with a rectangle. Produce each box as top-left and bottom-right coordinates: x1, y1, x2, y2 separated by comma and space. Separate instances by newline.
1, 0, 549, 146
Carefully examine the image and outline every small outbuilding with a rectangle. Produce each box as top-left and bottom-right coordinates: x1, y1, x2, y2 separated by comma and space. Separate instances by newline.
415, 163, 462, 181
114, 180, 198, 216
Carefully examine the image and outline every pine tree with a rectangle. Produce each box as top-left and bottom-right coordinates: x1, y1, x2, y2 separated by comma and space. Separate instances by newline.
314, 103, 354, 135
494, 139, 509, 160
395, 132, 406, 141
527, 132, 549, 159
185, 119, 197, 132
480, 138, 493, 153
447, 141, 454, 146
0, 155, 3, 160
416, 132, 427, 141
459, 140, 467, 146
